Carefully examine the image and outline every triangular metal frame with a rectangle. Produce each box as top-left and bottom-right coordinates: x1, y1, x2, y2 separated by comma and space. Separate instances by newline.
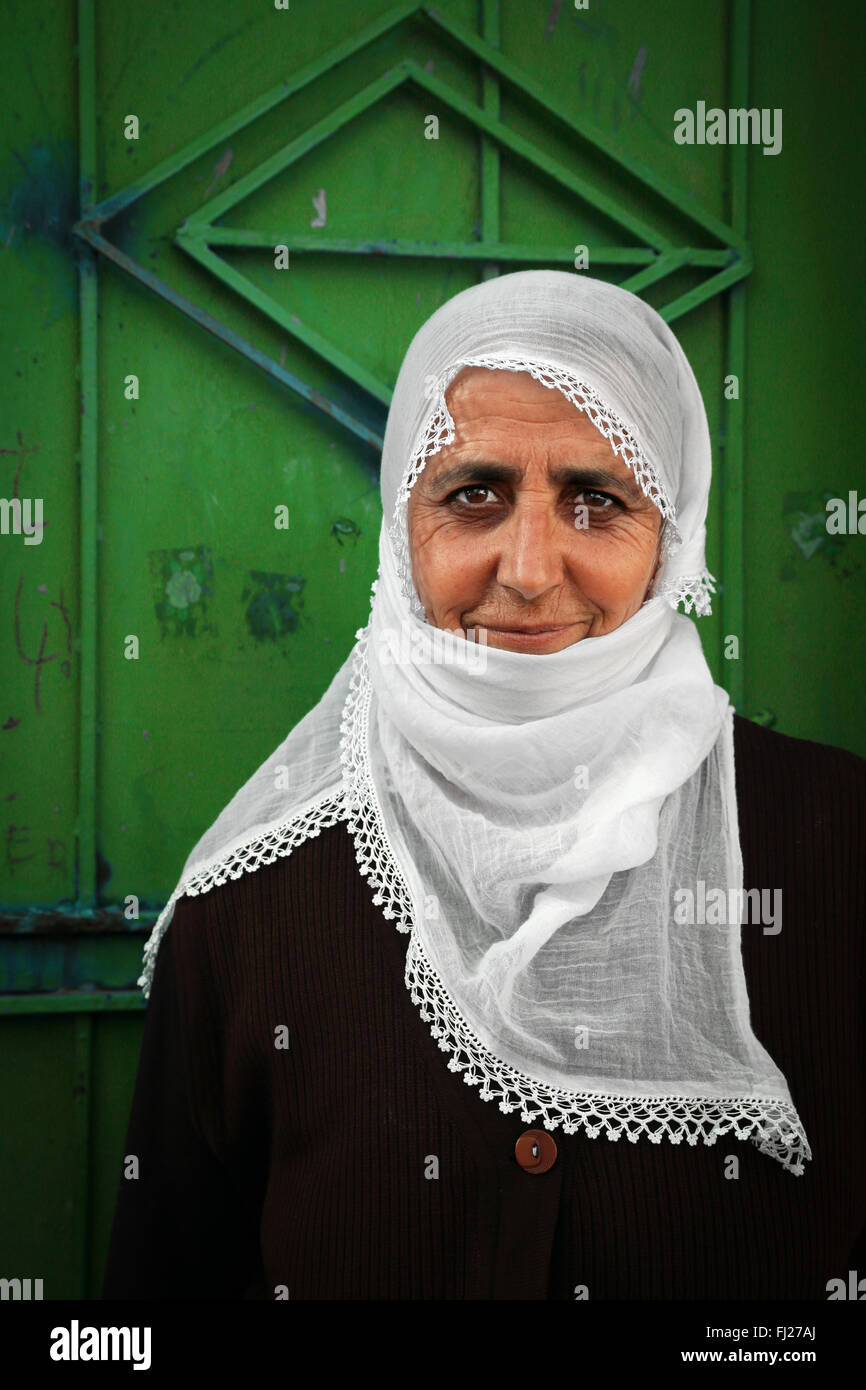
72, 1, 752, 451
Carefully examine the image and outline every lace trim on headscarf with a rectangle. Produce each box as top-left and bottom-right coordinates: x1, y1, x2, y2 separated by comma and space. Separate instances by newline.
654, 569, 717, 617
406, 929, 808, 1173
387, 355, 715, 621
337, 621, 811, 1177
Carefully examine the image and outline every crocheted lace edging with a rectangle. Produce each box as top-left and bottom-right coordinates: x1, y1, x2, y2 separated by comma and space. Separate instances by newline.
386, 354, 720, 620
655, 569, 717, 618
136, 794, 345, 998
339, 623, 811, 1176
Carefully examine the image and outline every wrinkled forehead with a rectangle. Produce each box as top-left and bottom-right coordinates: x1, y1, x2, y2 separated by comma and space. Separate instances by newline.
436, 363, 664, 502
385, 354, 680, 536
381, 325, 683, 536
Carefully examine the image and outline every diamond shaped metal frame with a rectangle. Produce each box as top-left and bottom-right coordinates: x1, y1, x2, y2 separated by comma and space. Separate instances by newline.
72, 0, 753, 452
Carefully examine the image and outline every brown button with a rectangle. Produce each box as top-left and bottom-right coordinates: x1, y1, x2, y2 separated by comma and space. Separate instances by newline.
514, 1128, 558, 1174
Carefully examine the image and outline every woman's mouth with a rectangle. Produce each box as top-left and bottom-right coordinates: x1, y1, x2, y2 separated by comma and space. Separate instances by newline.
469, 623, 580, 652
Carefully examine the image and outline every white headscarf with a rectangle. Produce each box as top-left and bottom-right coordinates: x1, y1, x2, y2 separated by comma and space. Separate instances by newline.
140, 270, 810, 1175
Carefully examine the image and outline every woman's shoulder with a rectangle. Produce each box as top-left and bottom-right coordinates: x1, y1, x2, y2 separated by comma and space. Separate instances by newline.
170, 817, 352, 918
733, 713, 865, 777
162, 819, 355, 978
732, 713, 866, 836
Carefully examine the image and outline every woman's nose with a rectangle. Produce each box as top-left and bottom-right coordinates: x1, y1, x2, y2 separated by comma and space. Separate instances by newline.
494, 502, 567, 602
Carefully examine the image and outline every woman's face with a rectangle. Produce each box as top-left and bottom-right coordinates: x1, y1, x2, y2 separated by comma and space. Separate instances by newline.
407, 366, 664, 654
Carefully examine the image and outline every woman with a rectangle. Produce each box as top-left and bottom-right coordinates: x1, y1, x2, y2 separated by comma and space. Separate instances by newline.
102, 270, 865, 1300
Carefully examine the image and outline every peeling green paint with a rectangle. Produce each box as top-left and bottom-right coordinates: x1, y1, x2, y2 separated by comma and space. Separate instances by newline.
783, 492, 851, 570
148, 546, 215, 637
241, 570, 305, 641
0, 138, 78, 322
330, 516, 362, 546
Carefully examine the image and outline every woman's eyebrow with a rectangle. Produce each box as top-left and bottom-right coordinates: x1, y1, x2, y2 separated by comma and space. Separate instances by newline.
425, 460, 645, 502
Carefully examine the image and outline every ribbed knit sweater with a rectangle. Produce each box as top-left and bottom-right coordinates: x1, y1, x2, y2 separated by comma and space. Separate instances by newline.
101, 715, 866, 1300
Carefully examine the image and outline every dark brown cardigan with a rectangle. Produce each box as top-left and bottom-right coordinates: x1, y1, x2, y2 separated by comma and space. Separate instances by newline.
101, 716, 866, 1300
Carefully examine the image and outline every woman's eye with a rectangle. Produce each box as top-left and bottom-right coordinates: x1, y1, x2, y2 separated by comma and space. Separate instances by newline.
452, 485, 496, 506
575, 489, 615, 509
